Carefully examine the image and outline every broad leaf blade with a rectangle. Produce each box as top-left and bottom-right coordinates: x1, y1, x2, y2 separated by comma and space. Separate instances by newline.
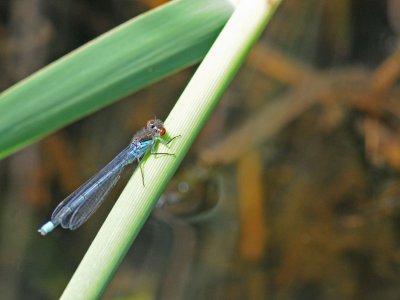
0, 0, 234, 159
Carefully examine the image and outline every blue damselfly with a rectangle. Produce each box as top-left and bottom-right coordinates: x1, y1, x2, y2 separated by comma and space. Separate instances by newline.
38, 119, 177, 235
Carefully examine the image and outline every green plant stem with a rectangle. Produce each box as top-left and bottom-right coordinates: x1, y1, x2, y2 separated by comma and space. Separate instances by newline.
60, 0, 281, 299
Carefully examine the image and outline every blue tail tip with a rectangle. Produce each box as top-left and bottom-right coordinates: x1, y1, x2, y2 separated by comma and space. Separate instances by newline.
38, 221, 55, 236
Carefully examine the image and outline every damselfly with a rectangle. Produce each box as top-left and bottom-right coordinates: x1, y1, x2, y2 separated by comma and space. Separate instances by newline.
38, 118, 177, 235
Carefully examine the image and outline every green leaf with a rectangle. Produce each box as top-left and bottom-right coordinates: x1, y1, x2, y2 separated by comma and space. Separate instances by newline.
60, 0, 282, 299
0, 0, 234, 159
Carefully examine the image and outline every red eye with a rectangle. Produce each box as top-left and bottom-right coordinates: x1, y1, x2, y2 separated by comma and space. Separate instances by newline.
146, 119, 153, 127
160, 128, 166, 136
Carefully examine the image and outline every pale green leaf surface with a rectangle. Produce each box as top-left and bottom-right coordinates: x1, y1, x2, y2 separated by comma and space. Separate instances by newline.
60, 0, 282, 299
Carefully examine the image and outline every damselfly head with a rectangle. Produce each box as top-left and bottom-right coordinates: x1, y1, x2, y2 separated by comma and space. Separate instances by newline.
146, 119, 166, 136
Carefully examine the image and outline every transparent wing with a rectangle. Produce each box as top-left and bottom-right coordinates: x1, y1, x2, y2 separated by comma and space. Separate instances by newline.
63, 170, 122, 230
51, 145, 131, 228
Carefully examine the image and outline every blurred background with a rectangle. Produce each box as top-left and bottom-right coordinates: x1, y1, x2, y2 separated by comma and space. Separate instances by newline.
1, 0, 400, 299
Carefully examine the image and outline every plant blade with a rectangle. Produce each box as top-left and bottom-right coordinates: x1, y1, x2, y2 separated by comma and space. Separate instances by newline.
0, 0, 234, 159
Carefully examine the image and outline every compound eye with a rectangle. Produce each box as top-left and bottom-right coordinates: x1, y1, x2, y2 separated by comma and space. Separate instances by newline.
146, 119, 155, 128
160, 128, 166, 136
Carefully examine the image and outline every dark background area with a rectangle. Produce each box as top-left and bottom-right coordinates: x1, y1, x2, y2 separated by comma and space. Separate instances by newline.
1, 0, 400, 299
